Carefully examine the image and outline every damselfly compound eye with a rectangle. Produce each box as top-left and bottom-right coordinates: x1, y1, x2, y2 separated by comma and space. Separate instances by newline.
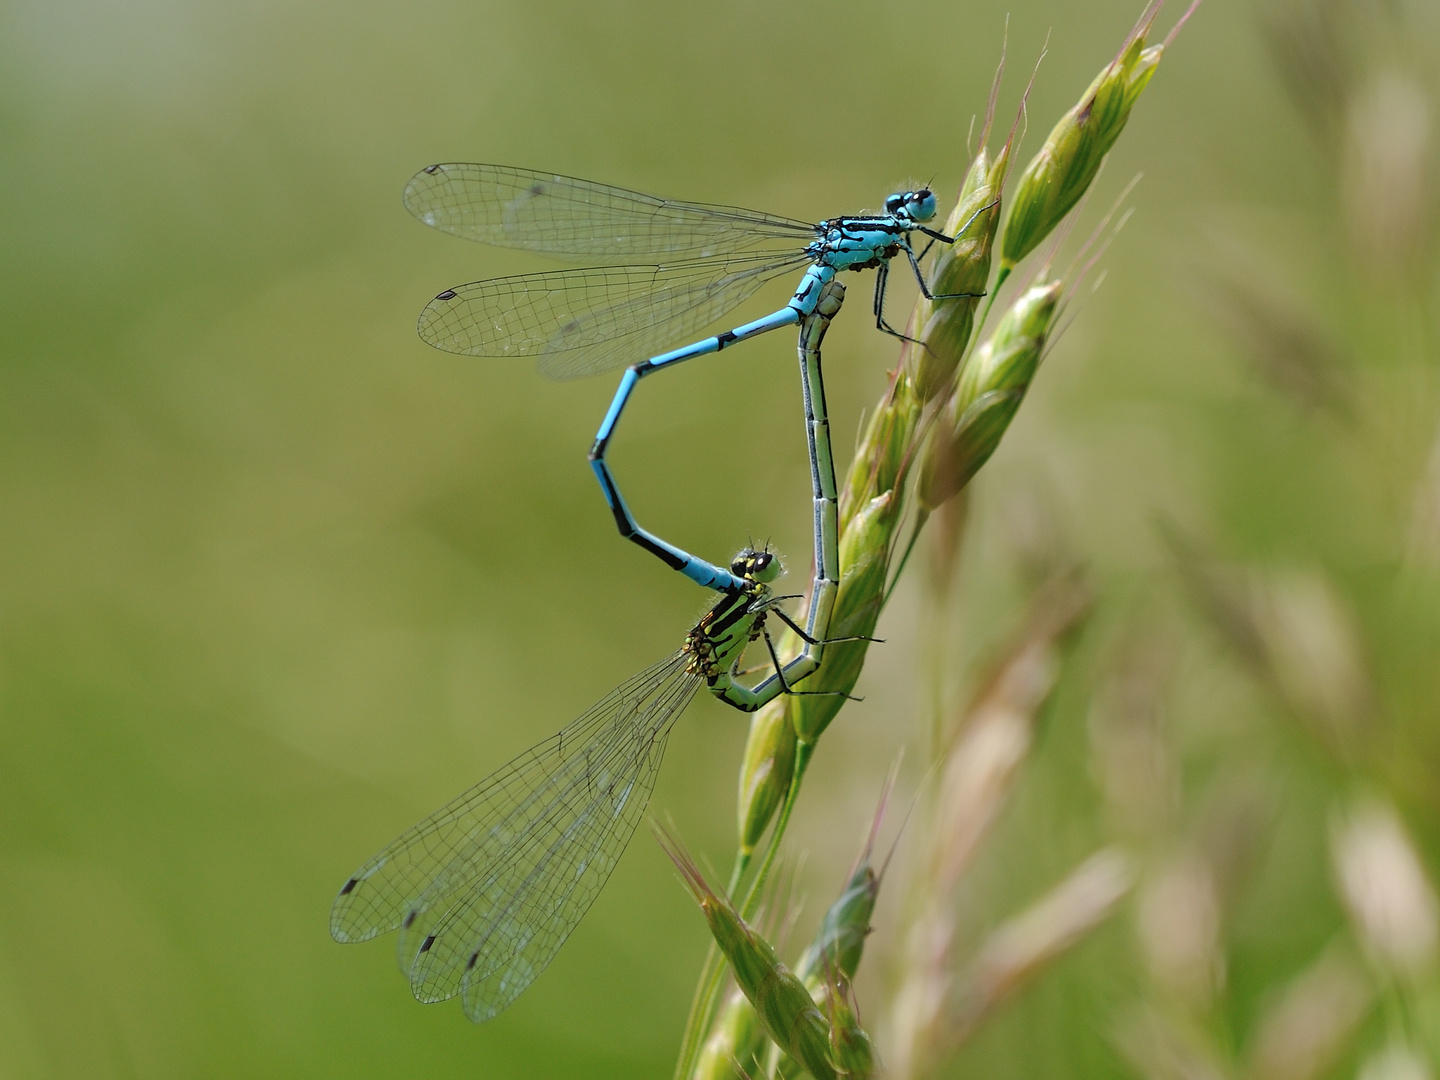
731, 548, 780, 581
908, 189, 937, 222
751, 552, 781, 583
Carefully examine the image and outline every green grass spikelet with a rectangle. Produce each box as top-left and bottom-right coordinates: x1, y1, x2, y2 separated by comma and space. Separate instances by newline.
1001, 3, 1167, 270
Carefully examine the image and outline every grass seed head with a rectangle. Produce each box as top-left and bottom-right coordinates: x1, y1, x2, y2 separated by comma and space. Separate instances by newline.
795, 862, 880, 994
657, 827, 839, 1080
791, 491, 899, 743
1243, 945, 1373, 1080
914, 146, 1009, 401
736, 705, 798, 857
773, 972, 879, 1080
1356, 1043, 1433, 1080
770, 784, 892, 1080
887, 580, 1091, 1080
692, 984, 766, 1080
919, 281, 1061, 513
1001, 4, 1167, 271
956, 847, 1135, 1034
796, 776, 895, 993
841, 381, 919, 525
1331, 799, 1439, 978
826, 975, 879, 1080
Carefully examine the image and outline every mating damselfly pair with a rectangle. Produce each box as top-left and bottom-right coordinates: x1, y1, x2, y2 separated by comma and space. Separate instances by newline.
331, 164, 984, 1021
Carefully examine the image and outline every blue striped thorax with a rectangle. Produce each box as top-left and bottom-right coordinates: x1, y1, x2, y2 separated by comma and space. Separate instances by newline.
804, 187, 939, 273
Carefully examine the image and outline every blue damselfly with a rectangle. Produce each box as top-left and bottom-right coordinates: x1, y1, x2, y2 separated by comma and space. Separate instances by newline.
405, 165, 983, 595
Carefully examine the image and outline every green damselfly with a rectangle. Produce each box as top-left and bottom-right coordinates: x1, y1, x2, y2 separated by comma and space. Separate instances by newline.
332, 286, 855, 1022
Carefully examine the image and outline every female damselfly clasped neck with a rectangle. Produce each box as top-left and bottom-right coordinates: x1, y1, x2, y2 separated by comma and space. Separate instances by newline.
332, 164, 978, 1022
331, 544, 857, 1022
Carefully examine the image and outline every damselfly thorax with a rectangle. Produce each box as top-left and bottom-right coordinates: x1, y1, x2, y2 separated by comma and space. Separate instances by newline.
806, 215, 914, 273
683, 550, 778, 682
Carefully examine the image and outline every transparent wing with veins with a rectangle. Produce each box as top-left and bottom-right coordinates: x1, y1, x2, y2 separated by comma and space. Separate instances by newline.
330, 651, 701, 1022
403, 162, 815, 261
416, 251, 810, 377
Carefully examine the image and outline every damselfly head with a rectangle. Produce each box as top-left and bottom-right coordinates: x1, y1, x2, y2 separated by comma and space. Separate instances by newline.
885, 188, 938, 224
731, 547, 781, 584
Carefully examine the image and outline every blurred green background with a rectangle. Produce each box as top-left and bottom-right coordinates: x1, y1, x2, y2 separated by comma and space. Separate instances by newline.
3, 0, 1437, 1077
